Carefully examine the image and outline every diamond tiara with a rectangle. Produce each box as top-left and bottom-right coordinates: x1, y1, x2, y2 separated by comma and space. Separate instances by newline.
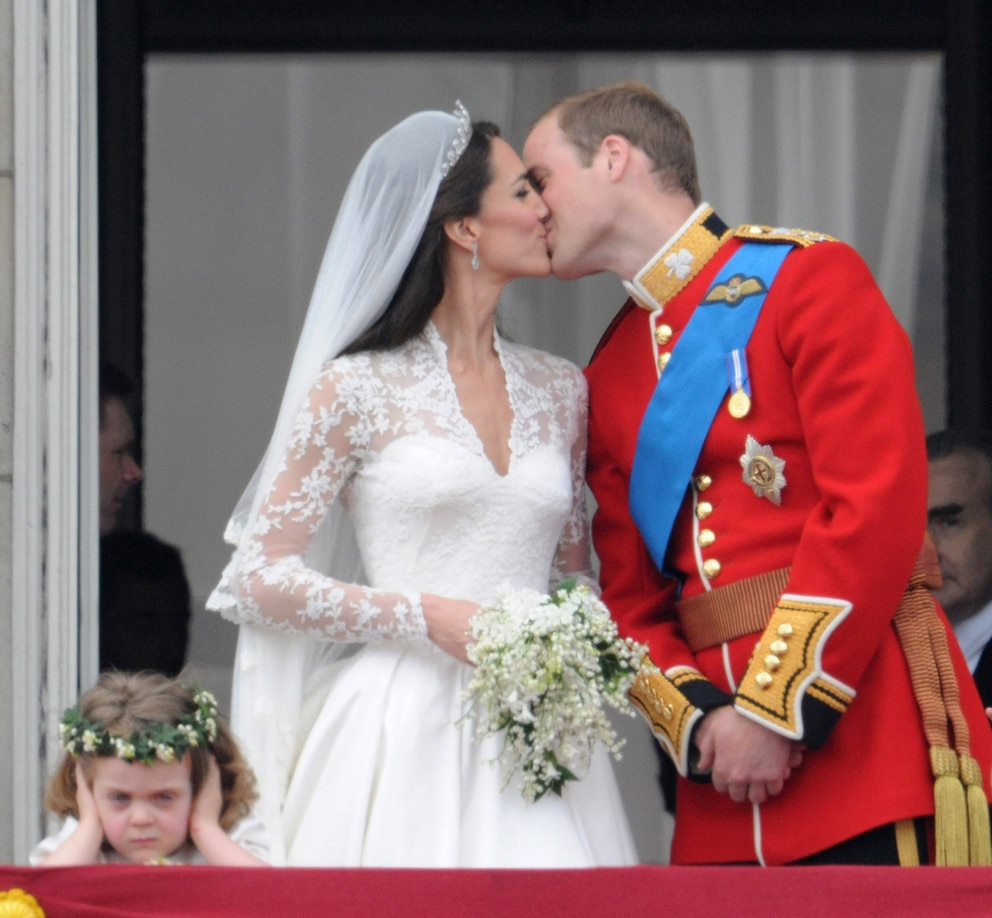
443, 100, 472, 177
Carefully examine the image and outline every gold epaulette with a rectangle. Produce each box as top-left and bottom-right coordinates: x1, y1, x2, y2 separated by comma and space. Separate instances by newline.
733, 224, 837, 248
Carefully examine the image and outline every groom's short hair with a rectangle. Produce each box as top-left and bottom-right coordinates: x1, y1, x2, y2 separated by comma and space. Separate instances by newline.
548, 80, 700, 204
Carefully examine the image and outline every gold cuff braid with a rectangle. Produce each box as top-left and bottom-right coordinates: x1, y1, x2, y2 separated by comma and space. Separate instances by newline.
628, 667, 704, 777
735, 596, 852, 738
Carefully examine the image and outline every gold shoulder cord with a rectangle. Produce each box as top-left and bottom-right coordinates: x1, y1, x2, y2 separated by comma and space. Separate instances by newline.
892, 540, 992, 865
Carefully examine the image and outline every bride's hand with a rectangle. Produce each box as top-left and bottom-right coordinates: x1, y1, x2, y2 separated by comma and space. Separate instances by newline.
421, 594, 480, 664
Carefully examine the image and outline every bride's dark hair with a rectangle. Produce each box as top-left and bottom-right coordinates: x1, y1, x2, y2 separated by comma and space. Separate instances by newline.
341, 120, 500, 355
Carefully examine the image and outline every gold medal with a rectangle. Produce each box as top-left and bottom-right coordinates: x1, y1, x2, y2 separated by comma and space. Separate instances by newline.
729, 388, 751, 418
726, 349, 752, 418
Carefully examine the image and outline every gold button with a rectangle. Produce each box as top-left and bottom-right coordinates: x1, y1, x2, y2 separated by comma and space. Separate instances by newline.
696, 501, 713, 520
777, 623, 794, 638
770, 639, 788, 656
657, 352, 671, 371
655, 324, 674, 345
756, 672, 773, 689
662, 703, 674, 722
695, 474, 713, 492
702, 558, 721, 579
697, 529, 716, 548
765, 654, 781, 671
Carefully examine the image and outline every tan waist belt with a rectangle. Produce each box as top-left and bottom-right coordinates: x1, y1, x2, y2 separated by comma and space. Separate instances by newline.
676, 567, 791, 652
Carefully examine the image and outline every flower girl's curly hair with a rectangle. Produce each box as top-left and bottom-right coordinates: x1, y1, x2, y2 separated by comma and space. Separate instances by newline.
45, 671, 258, 831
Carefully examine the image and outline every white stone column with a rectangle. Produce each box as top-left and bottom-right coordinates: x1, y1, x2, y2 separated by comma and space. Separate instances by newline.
0, 0, 16, 865
7, 0, 97, 862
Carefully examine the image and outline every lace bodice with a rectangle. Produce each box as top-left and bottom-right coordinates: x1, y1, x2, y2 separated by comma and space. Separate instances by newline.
212, 322, 592, 644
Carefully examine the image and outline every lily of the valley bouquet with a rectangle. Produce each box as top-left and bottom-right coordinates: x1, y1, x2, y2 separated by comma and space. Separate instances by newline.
462, 578, 650, 803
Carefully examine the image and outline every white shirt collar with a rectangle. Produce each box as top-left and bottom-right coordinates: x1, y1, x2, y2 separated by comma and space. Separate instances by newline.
952, 597, 992, 673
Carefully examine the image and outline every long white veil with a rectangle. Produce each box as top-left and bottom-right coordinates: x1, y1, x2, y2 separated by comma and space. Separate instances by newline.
206, 104, 471, 861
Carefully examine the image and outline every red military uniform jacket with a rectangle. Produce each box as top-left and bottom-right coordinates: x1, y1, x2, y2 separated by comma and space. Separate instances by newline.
585, 205, 992, 865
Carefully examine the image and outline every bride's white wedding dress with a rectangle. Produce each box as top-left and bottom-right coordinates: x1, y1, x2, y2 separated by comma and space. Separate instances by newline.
213, 321, 637, 867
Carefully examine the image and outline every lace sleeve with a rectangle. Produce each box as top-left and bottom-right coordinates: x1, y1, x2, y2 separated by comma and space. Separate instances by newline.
229, 363, 428, 643
550, 366, 597, 592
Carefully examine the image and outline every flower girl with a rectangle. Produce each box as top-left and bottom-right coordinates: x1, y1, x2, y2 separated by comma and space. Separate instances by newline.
31, 671, 269, 866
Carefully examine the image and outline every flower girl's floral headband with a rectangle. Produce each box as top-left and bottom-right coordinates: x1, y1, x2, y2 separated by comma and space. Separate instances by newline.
59, 687, 219, 765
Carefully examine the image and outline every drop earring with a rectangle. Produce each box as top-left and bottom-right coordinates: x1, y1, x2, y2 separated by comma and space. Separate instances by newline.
471, 241, 480, 271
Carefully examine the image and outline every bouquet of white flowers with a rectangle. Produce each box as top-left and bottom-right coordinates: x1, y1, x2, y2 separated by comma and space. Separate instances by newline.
461, 578, 650, 803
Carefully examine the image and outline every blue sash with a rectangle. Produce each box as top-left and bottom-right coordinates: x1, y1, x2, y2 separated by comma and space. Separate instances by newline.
629, 242, 791, 571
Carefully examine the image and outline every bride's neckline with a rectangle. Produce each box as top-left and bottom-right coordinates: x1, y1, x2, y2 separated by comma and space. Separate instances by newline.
424, 320, 516, 478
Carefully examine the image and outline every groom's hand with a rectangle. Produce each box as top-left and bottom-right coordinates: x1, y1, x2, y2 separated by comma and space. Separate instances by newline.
695, 705, 803, 805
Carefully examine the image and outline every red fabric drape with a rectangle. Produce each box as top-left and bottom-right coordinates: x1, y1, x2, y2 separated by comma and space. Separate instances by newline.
2, 865, 992, 917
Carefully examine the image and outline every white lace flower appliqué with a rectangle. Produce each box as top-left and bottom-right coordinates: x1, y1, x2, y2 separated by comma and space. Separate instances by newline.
664, 248, 694, 280
739, 434, 786, 505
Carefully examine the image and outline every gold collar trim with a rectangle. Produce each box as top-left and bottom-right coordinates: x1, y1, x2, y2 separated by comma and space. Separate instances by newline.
623, 205, 732, 311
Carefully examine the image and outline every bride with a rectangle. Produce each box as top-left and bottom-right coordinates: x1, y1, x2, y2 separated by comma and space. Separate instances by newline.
207, 103, 637, 867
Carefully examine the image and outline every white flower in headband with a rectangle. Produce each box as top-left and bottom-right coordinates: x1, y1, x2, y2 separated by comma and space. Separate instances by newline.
443, 100, 472, 177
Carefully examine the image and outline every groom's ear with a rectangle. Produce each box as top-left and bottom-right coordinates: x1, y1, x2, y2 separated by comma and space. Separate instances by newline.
599, 134, 631, 182
444, 218, 478, 255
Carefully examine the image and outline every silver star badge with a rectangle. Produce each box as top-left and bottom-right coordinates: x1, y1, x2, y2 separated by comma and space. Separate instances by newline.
740, 435, 786, 505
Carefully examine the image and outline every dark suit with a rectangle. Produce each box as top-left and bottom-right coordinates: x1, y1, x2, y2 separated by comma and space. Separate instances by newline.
973, 641, 992, 708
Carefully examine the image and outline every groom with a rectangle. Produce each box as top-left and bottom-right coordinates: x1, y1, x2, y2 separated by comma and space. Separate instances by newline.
523, 80, 992, 866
